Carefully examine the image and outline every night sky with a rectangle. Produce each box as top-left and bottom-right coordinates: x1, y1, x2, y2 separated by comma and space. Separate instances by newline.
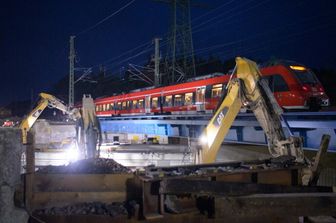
1, 0, 336, 106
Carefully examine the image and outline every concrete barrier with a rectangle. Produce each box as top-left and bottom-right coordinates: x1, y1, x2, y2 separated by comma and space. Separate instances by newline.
0, 127, 28, 223
32, 119, 76, 149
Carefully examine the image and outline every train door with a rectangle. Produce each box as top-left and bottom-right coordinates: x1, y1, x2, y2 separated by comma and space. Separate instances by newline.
145, 95, 151, 113
196, 87, 205, 112
272, 74, 291, 107
262, 75, 290, 107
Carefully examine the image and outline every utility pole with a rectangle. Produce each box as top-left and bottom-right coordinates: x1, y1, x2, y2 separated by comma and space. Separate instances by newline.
154, 37, 161, 87
30, 88, 34, 110
68, 35, 76, 108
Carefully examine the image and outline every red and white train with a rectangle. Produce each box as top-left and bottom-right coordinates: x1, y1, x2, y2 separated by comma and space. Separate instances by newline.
95, 60, 329, 116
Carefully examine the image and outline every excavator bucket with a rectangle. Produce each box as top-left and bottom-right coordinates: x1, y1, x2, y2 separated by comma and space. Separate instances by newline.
80, 94, 101, 158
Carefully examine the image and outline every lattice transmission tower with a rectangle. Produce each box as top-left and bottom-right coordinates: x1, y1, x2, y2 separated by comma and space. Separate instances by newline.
156, 0, 196, 84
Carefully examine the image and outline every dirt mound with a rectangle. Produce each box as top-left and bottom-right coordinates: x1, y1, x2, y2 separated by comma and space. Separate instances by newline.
38, 158, 131, 174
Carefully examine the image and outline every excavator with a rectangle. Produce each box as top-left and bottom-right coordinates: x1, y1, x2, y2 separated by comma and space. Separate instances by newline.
197, 57, 305, 164
20, 58, 305, 164
20, 93, 101, 159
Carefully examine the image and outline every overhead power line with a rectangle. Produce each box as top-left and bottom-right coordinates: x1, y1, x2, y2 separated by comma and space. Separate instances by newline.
193, 0, 270, 35
77, 0, 136, 36
191, 0, 236, 23
103, 45, 153, 70
87, 0, 238, 70
86, 0, 332, 78
90, 41, 152, 69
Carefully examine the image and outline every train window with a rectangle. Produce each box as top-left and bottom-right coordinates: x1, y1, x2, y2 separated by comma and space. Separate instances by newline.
196, 87, 205, 103
212, 84, 223, 98
164, 95, 173, 107
106, 103, 110, 111
117, 102, 122, 110
151, 97, 158, 108
174, 94, 183, 106
122, 101, 127, 110
184, 93, 193, 105
99, 105, 103, 112
110, 103, 114, 110
292, 69, 318, 85
132, 100, 138, 109
273, 74, 289, 92
127, 101, 131, 110
96, 105, 99, 112
138, 99, 144, 108
222, 84, 228, 97
205, 85, 212, 99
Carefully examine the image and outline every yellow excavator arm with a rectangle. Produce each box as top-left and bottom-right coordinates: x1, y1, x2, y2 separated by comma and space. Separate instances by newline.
197, 57, 304, 164
20, 93, 81, 144
20, 92, 101, 159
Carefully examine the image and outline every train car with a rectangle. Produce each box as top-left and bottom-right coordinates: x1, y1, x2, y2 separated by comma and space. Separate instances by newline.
260, 60, 329, 110
95, 60, 329, 117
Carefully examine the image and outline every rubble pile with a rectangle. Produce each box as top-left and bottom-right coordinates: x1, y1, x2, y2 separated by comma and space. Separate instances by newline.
38, 158, 131, 173
34, 202, 127, 217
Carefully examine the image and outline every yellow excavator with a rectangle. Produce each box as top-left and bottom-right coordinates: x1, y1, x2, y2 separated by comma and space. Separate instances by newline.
20, 93, 101, 158
197, 57, 305, 164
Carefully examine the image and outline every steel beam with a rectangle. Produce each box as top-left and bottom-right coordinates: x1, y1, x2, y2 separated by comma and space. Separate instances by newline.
215, 193, 336, 218
159, 179, 333, 196
99, 112, 336, 151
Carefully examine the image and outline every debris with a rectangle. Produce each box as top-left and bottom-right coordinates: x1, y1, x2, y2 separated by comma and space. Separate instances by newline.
33, 202, 128, 217
37, 158, 131, 174
269, 155, 296, 168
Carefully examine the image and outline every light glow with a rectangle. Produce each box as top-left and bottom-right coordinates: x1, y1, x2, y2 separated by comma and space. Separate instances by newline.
290, 65, 306, 71
200, 134, 208, 145
302, 85, 308, 91
65, 144, 79, 161
66, 149, 79, 161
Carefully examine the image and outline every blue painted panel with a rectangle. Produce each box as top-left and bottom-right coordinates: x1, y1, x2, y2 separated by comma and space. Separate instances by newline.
99, 112, 336, 151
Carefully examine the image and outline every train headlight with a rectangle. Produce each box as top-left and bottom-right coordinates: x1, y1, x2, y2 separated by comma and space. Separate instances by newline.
290, 65, 306, 71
